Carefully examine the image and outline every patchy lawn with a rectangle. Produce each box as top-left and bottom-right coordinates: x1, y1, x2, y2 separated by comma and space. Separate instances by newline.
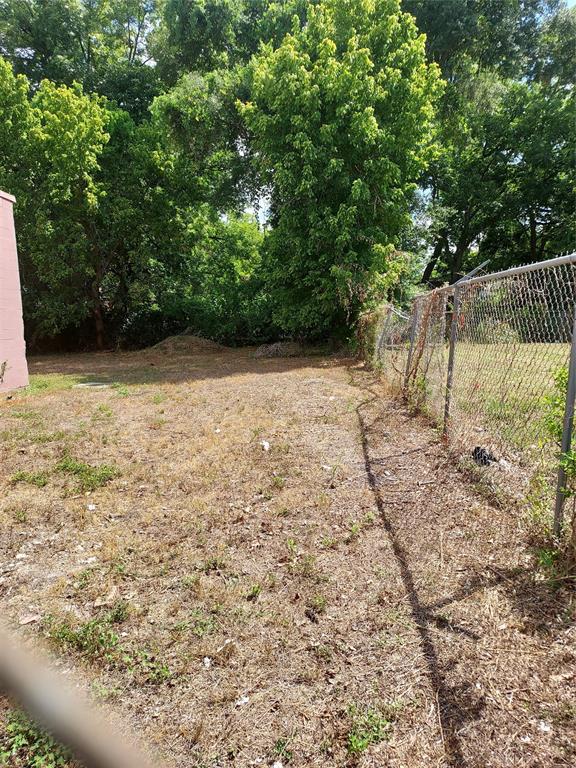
0, 348, 574, 767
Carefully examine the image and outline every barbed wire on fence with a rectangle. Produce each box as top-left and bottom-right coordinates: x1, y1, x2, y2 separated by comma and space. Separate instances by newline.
372, 253, 576, 532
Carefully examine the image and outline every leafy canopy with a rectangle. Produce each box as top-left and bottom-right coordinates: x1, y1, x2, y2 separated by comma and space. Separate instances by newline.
242, 0, 441, 336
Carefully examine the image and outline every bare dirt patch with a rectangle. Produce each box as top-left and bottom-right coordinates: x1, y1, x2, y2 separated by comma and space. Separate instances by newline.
0, 350, 574, 767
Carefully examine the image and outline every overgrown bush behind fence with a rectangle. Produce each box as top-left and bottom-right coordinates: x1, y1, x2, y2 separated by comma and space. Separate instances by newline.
372, 254, 576, 528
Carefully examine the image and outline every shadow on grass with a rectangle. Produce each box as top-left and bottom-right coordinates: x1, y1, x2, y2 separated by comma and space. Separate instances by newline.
354, 372, 575, 766
25, 348, 347, 389
355, 381, 479, 768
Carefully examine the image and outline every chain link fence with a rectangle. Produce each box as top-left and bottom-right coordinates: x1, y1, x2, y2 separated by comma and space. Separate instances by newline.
371, 254, 576, 532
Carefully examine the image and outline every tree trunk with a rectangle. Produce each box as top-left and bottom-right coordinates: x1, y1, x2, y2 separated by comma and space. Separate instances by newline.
91, 279, 105, 351
450, 239, 468, 284
421, 233, 447, 285
529, 210, 538, 262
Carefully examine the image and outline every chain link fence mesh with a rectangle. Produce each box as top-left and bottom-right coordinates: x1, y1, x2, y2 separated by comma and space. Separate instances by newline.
372, 254, 576, 516
373, 305, 413, 392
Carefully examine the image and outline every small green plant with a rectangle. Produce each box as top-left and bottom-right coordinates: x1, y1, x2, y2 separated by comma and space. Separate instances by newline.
45, 614, 120, 662
313, 644, 333, 661
345, 521, 362, 543
272, 475, 285, 489
181, 573, 201, 590
75, 568, 94, 590
172, 619, 191, 633
96, 404, 113, 418
273, 738, 293, 762
91, 681, 120, 701
55, 455, 120, 491
45, 614, 170, 683
190, 609, 216, 637
308, 594, 327, 614
0, 709, 72, 768
111, 383, 129, 396
246, 583, 262, 602
536, 546, 559, 576
107, 599, 130, 624
132, 650, 171, 684
31, 430, 67, 444
152, 393, 165, 404
346, 705, 392, 755
10, 470, 49, 488
111, 558, 127, 575
197, 556, 226, 573
290, 553, 326, 582
13, 509, 28, 523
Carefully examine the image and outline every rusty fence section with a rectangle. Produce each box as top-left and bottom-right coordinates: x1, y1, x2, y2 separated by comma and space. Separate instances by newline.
373, 253, 576, 533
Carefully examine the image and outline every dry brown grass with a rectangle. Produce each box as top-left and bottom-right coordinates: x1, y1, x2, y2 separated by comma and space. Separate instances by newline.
0, 348, 574, 767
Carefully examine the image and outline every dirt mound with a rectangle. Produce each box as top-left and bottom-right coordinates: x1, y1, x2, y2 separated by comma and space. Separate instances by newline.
151, 333, 224, 354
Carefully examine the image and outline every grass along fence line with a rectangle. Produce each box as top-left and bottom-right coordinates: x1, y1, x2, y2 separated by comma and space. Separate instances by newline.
370, 253, 576, 543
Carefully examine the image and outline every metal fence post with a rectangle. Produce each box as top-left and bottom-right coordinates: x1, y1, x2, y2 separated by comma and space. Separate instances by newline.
443, 286, 461, 439
375, 305, 393, 363
553, 300, 576, 536
403, 300, 420, 395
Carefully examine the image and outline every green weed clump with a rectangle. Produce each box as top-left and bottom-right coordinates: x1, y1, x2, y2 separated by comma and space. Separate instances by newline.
0, 709, 72, 768
10, 470, 49, 488
45, 614, 120, 663
44, 608, 170, 685
55, 456, 120, 491
346, 705, 392, 755
24, 374, 80, 396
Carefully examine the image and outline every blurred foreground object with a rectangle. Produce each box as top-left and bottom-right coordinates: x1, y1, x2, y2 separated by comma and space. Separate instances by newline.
0, 627, 158, 768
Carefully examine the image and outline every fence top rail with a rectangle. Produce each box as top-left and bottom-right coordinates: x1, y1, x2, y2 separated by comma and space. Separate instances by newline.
390, 306, 410, 320
460, 252, 576, 287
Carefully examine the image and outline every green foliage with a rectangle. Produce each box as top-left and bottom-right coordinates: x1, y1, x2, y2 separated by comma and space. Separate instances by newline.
47, 615, 121, 662
408, 1, 575, 284
346, 704, 392, 754
190, 609, 216, 637
44, 613, 171, 683
55, 456, 120, 491
273, 737, 293, 762
0, 0, 573, 349
0, 58, 110, 343
10, 470, 49, 488
132, 650, 171, 683
242, 0, 441, 338
543, 365, 576, 507
121, 210, 273, 346
152, 0, 311, 79
246, 583, 262, 601
540, 365, 576, 569
0, 0, 161, 103
543, 366, 569, 444
0, 709, 72, 768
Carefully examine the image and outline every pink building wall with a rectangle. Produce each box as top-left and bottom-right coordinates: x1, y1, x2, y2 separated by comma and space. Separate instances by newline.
0, 190, 29, 391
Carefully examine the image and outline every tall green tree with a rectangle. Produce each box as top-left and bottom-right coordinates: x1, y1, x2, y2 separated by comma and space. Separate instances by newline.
0, 0, 162, 118
150, 0, 312, 81
405, 0, 575, 283
404, 0, 562, 81
0, 58, 111, 345
242, 0, 441, 337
